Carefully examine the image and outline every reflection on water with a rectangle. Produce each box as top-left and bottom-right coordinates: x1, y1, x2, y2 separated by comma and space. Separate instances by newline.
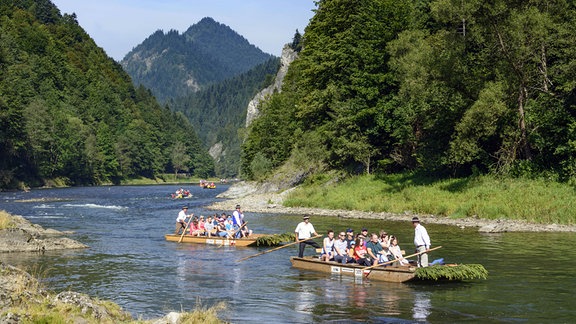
412, 291, 431, 321
1, 185, 575, 322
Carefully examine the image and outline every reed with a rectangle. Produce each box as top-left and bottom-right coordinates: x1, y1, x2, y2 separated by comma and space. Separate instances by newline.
0, 210, 15, 229
284, 173, 576, 225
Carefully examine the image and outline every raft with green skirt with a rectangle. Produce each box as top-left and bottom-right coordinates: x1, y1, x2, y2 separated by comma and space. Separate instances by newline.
290, 256, 488, 283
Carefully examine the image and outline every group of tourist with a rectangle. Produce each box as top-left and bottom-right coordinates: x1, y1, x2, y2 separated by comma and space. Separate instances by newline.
294, 215, 431, 268
175, 204, 252, 239
171, 187, 192, 199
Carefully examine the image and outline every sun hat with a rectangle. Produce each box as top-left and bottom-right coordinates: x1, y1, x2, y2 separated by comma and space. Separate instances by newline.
412, 216, 420, 223
303, 215, 310, 219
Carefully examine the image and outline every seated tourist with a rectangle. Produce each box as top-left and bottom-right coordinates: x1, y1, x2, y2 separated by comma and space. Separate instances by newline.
197, 216, 206, 235
366, 233, 386, 265
334, 231, 354, 264
345, 228, 355, 249
204, 216, 215, 237
353, 236, 371, 266
189, 218, 202, 236
389, 235, 409, 266
321, 230, 336, 262
214, 218, 228, 237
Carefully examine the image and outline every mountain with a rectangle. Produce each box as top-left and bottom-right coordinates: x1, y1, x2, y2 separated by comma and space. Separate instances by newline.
121, 17, 274, 103
0, 0, 213, 189
170, 57, 281, 178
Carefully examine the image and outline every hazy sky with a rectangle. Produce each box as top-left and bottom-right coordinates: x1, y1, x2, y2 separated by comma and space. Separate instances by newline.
51, 0, 317, 61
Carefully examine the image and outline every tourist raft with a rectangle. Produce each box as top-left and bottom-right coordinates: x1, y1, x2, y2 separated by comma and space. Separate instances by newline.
290, 256, 488, 283
164, 233, 294, 247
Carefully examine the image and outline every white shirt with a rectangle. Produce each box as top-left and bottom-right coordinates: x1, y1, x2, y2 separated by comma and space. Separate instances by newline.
295, 221, 316, 239
333, 239, 348, 256
414, 223, 431, 247
176, 210, 187, 222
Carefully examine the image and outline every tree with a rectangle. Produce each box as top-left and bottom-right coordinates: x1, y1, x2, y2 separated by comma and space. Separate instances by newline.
171, 141, 191, 178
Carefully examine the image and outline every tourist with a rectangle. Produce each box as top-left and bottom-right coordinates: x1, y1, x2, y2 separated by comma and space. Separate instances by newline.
389, 235, 409, 266
345, 228, 355, 249
412, 216, 431, 267
204, 216, 215, 237
333, 231, 354, 264
379, 231, 390, 248
175, 206, 189, 235
366, 233, 386, 265
189, 218, 202, 236
198, 216, 206, 235
225, 218, 235, 238
294, 215, 320, 258
353, 236, 371, 266
215, 217, 228, 237
321, 230, 336, 262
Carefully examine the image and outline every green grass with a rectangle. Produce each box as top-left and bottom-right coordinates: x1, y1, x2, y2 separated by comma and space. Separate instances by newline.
284, 173, 576, 225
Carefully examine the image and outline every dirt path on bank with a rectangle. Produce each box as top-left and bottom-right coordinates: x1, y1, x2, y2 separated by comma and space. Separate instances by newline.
207, 182, 576, 233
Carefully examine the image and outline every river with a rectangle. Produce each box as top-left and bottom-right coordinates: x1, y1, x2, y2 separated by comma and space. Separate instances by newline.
0, 185, 574, 323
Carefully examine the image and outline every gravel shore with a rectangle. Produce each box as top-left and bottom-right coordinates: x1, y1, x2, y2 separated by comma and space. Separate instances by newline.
208, 182, 576, 233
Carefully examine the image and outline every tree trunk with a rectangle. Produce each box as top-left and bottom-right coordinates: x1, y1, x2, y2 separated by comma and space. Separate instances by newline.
517, 85, 532, 160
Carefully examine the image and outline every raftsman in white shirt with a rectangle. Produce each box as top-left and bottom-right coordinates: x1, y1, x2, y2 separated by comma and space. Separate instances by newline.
413, 223, 431, 248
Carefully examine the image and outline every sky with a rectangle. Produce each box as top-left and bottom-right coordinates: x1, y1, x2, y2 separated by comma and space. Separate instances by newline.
51, 0, 317, 61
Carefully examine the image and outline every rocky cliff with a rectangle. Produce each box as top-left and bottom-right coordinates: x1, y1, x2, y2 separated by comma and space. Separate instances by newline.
245, 45, 298, 127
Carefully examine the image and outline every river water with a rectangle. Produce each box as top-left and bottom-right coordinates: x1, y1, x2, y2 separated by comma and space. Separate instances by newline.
0, 185, 574, 323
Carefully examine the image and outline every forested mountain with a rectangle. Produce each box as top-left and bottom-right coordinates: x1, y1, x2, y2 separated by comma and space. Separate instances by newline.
121, 17, 274, 104
170, 57, 280, 178
242, 0, 576, 182
0, 0, 213, 189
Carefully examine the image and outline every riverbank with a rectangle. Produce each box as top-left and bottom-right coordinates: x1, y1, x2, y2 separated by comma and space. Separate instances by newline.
0, 210, 224, 323
208, 181, 576, 233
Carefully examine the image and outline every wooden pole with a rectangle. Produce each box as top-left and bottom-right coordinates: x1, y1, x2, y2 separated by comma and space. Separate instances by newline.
237, 234, 323, 262
362, 246, 443, 274
177, 216, 193, 243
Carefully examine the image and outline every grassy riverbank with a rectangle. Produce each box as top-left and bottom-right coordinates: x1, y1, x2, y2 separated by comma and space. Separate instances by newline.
283, 173, 575, 225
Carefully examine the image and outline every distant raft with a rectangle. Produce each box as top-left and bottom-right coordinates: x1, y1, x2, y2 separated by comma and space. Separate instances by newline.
164, 232, 294, 247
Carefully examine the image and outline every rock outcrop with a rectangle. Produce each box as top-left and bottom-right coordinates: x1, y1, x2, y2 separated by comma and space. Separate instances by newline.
245, 45, 298, 127
0, 214, 87, 253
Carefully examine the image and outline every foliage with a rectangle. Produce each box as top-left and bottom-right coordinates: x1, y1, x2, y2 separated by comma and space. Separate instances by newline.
284, 173, 576, 225
242, 0, 576, 183
255, 233, 295, 246
171, 57, 280, 178
415, 264, 489, 281
0, 0, 213, 189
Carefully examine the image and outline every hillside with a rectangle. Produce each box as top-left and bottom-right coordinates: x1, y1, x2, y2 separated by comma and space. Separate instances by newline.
241, 0, 576, 182
171, 57, 280, 177
0, 0, 213, 189
121, 17, 274, 103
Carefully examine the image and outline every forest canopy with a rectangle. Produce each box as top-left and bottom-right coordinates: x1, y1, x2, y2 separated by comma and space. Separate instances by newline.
242, 0, 576, 182
0, 0, 213, 188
